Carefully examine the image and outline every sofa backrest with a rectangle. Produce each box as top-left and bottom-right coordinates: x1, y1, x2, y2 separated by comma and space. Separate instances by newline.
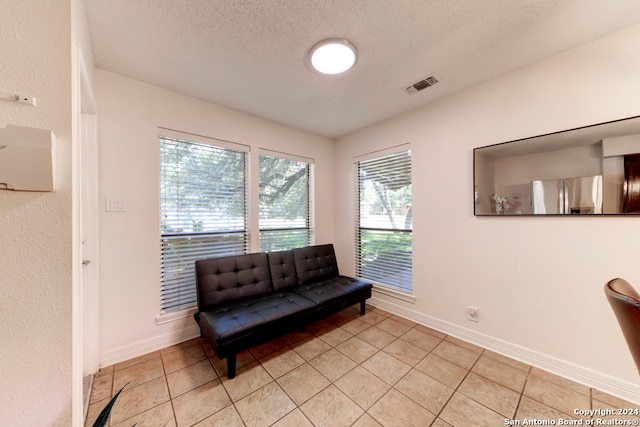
267, 249, 298, 291
292, 244, 339, 285
195, 252, 272, 312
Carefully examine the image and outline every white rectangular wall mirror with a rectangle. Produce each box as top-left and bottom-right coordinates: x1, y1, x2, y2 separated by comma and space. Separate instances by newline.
474, 115, 640, 215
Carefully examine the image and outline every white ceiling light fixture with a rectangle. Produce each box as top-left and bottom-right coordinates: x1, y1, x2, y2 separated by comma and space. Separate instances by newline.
309, 38, 358, 75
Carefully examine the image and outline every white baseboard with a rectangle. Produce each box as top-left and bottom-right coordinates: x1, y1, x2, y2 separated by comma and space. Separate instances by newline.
368, 295, 640, 405
99, 322, 201, 368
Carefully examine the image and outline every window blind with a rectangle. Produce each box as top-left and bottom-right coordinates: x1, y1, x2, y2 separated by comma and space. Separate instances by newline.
159, 134, 248, 312
259, 153, 312, 252
355, 149, 412, 292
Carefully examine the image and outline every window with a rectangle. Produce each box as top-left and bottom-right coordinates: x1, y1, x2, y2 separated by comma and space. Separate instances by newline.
355, 148, 412, 293
259, 152, 312, 251
159, 130, 248, 312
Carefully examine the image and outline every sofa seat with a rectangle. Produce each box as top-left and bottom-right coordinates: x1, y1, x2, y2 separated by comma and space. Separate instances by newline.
292, 276, 372, 305
199, 291, 314, 345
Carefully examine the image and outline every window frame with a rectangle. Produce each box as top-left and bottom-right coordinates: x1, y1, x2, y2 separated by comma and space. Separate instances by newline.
354, 145, 414, 300
158, 128, 250, 314
258, 149, 314, 252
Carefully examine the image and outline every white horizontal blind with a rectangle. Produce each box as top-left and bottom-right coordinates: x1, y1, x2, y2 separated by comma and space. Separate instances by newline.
159, 134, 248, 312
259, 153, 311, 251
355, 149, 412, 292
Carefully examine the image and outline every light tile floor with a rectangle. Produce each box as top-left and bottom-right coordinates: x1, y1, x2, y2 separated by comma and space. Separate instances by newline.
86, 306, 640, 427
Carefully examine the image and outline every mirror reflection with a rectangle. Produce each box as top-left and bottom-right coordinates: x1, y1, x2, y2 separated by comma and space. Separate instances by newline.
474, 115, 640, 215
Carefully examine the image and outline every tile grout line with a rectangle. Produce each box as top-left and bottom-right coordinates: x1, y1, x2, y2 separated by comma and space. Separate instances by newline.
367, 327, 442, 425
425, 343, 484, 426
159, 348, 179, 427
510, 363, 533, 424
332, 309, 399, 426
343, 312, 460, 425
261, 309, 388, 426
218, 348, 247, 427
315, 320, 446, 426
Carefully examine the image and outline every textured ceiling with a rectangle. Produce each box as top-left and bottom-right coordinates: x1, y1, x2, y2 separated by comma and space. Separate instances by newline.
84, 0, 640, 138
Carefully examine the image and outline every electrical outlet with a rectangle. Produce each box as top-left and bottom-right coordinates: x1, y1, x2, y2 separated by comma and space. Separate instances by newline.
467, 306, 479, 322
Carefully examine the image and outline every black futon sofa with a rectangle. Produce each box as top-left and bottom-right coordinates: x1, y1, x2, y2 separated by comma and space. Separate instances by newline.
193, 244, 373, 378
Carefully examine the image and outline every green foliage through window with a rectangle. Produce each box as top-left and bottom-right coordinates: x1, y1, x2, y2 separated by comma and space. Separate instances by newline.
159, 134, 248, 312
259, 154, 311, 252
356, 149, 412, 292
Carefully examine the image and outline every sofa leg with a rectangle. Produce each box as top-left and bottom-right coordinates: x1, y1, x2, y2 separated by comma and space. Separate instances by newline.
360, 300, 366, 315
227, 354, 237, 379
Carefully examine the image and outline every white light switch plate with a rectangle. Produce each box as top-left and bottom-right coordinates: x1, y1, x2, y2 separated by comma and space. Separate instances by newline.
105, 197, 126, 212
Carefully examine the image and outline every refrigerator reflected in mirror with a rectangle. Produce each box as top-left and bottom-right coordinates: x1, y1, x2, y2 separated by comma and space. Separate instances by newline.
532, 175, 602, 215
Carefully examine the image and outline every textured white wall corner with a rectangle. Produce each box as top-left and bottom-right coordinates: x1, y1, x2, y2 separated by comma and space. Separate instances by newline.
0, 2, 74, 426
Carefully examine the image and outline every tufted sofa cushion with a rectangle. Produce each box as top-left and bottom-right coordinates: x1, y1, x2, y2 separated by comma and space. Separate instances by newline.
292, 244, 339, 285
196, 252, 272, 312
267, 249, 299, 291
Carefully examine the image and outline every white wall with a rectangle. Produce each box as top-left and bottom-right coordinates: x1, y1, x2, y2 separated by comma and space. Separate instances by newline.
335, 25, 640, 403
95, 70, 335, 366
0, 2, 74, 426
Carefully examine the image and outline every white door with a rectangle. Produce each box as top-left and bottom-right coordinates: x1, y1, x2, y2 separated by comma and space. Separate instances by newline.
81, 111, 99, 375
79, 61, 99, 377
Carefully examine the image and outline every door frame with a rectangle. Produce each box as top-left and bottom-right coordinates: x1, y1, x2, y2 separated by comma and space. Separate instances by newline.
72, 41, 99, 425
78, 46, 99, 375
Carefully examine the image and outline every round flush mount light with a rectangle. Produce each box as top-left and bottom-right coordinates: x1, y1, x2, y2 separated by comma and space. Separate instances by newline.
309, 38, 358, 75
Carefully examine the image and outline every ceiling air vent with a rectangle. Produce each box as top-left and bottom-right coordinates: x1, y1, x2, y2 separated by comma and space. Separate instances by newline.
402, 75, 439, 95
